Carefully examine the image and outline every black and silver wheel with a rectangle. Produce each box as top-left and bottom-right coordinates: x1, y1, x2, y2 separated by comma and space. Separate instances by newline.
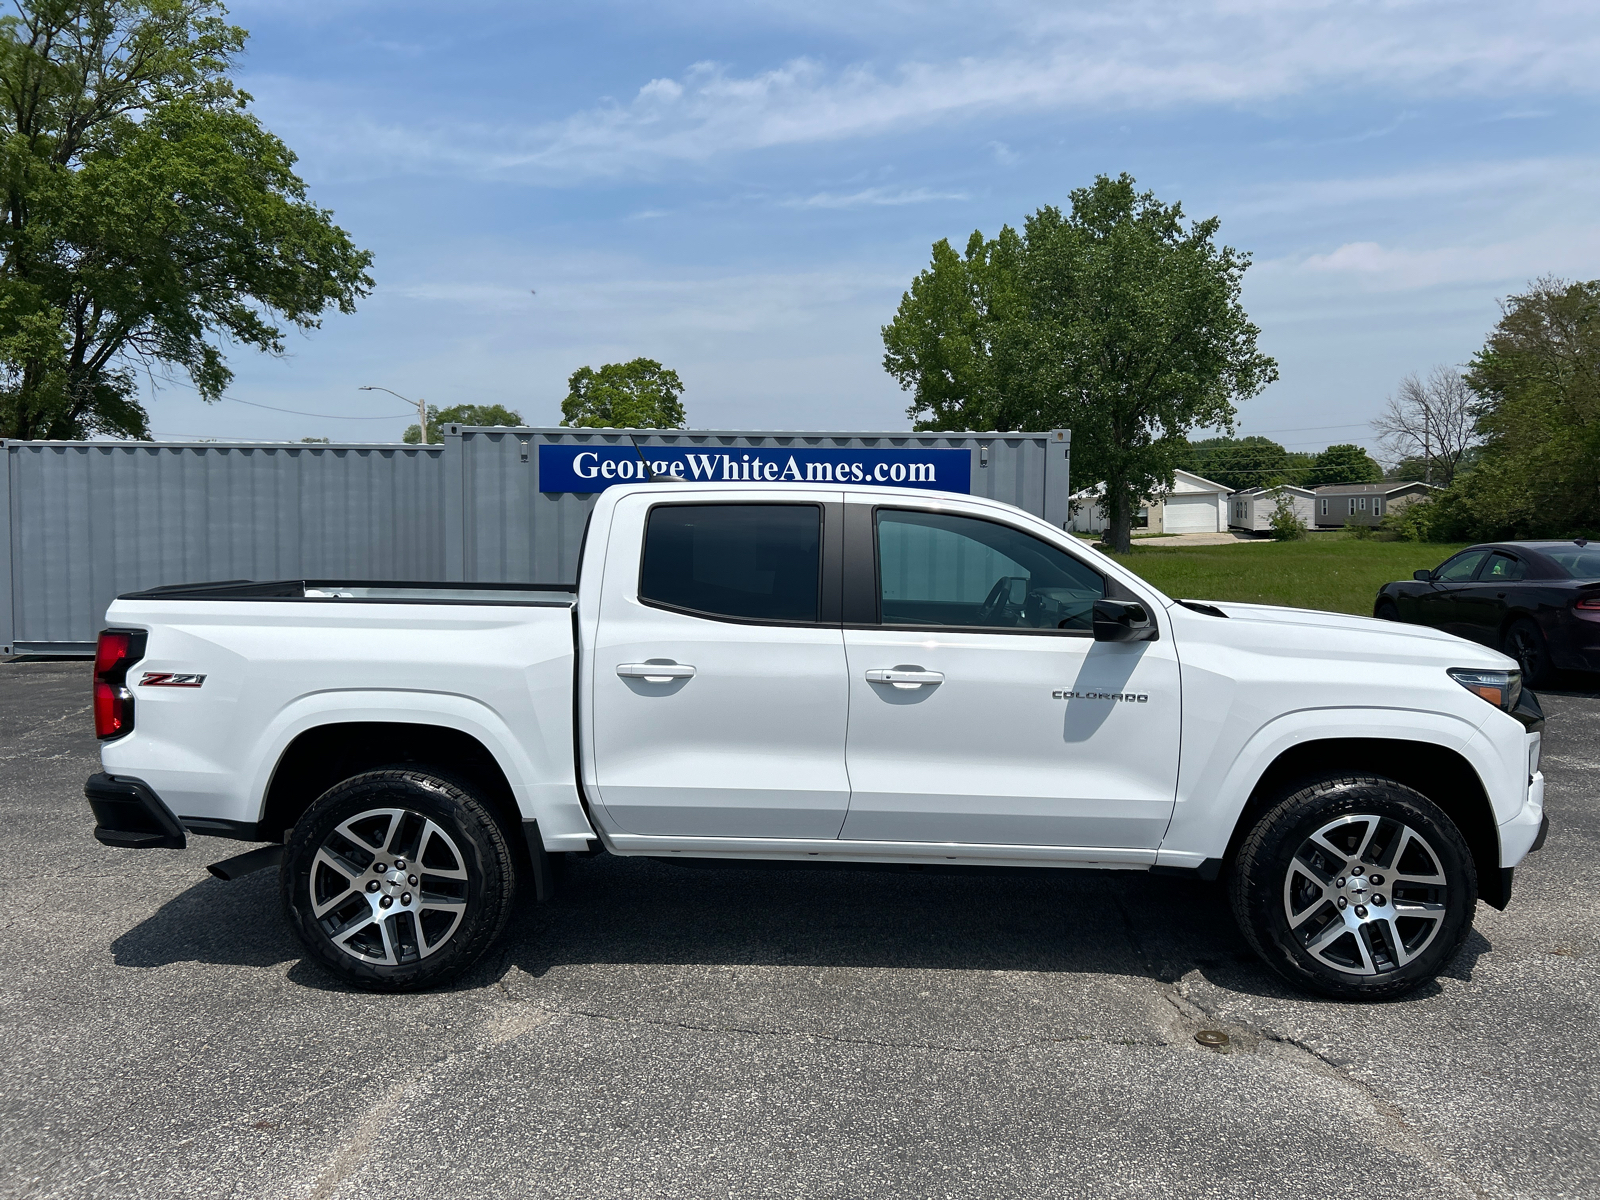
1230, 776, 1476, 999
1504, 618, 1553, 688
281, 769, 517, 991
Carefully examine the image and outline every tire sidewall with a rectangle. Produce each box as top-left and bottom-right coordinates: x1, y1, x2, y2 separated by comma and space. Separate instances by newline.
1506, 619, 1552, 687
280, 770, 515, 991
1232, 777, 1477, 1000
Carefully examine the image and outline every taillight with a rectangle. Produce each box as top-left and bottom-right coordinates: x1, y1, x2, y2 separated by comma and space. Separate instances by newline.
93, 629, 147, 739
1576, 597, 1600, 611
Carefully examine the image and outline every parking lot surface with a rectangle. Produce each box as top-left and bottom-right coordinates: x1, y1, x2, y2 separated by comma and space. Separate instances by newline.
1, 659, 1596, 1199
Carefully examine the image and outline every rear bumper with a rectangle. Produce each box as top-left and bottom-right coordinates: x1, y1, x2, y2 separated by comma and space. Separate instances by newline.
85, 773, 186, 849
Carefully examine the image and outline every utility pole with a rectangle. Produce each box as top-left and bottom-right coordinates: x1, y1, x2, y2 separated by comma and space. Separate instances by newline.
359, 386, 428, 443
1422, 400, 1431, 485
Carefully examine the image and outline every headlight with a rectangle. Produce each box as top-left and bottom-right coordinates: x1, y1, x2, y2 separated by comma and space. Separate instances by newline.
1447, 667, 1522, 713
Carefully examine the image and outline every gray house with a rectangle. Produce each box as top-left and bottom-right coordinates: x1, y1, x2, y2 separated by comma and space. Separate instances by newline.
1228, 485, 1317, 533
1312, 481, 1439, 528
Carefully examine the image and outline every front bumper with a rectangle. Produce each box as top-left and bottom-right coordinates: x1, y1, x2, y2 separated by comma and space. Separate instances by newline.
85, 773, 186, 849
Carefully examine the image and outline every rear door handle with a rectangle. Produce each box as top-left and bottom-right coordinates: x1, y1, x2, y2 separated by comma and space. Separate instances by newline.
865, 668, 944, 689
617, 662, 696, 682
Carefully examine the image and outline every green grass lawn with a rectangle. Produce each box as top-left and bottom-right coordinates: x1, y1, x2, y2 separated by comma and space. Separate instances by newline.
1106, 538, 1472, 616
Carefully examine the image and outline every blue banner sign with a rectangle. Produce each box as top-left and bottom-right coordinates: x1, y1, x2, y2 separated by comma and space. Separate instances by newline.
538, 444, 971, 494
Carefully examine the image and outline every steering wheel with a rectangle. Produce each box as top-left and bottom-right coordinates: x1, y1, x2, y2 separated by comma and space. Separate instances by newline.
977, 576, 1024, 625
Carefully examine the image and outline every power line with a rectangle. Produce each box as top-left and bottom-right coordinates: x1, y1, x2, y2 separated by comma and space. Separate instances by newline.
226, 397, 411, 420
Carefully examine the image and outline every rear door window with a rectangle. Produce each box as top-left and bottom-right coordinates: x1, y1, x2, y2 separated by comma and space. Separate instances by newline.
1481, 553, 1526, 582
640, 504, 822, 623
875, 509, 1105, 632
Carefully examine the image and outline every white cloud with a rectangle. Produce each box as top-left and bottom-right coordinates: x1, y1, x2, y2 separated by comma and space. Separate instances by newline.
251, 0, 1600, 183
783, 186, 968, 209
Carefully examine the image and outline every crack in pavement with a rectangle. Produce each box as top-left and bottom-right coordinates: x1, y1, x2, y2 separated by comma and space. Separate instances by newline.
1165, 982, 1497, 1200
492, 984, 1169, 1055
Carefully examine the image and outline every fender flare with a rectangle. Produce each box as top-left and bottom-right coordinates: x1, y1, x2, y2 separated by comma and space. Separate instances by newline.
246, 689, 592, 849
1156, 705, 1491, 870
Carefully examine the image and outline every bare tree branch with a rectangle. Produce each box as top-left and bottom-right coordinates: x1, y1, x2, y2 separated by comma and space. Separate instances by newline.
1371, 365, 1477, 485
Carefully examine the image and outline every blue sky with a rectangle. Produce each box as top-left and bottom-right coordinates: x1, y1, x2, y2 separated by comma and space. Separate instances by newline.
145, 0, 1600, 461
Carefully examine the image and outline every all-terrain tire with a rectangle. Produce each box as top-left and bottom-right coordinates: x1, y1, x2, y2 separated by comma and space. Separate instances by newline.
1230, 775, 1477, 1000
281, 769, 518, 991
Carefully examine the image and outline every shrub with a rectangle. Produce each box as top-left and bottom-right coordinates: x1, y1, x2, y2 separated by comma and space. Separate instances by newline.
1380, 498, 1436, 541
1267, 489, 1308, 541
1343, 519, 1374, 540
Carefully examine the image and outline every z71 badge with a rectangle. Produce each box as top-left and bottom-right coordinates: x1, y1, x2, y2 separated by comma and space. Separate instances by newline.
139, 672, 207, 688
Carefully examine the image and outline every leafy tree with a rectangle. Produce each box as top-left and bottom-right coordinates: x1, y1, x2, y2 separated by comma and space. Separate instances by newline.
880, 229, 1024, 430
1304, 443, 1382, 486
1455, 277, 1600, 538
1182, 435, 1299, 492
0, 0, 372, 440
403, 402, 523, 445
561, 358, 686, 429
883, 174, 1276, 551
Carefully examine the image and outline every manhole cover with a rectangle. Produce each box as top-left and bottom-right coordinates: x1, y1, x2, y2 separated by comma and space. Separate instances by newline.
1195, 1030, 1230, 1047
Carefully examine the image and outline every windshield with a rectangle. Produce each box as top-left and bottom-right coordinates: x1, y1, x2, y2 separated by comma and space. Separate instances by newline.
1543, 548, 1600, 579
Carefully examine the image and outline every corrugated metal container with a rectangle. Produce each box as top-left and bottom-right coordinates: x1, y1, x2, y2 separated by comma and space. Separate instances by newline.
441, 426, 1071, 584
2, 427, 1068, 653
2, 441, 444, 653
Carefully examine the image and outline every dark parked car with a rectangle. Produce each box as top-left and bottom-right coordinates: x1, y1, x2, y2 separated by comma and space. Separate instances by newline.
1375, 540, 1600, 685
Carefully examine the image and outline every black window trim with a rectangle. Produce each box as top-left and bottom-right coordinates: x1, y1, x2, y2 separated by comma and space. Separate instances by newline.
859, 504, 1109, 639
634, 498, 841, 628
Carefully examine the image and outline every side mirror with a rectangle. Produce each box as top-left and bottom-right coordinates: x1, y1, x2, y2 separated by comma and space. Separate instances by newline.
1092, 598, 1158, 643
1413, 569, 1433, 582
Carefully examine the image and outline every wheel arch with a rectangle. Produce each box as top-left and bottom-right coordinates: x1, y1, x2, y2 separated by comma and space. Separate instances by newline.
261, 722, 523, 854
1221, 737, 1507, 909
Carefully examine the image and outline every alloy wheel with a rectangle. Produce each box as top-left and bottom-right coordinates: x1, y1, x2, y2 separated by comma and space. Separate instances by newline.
308, 807, 470, 966
1510, 625, 1543, 679
1281, 813, 1449, 976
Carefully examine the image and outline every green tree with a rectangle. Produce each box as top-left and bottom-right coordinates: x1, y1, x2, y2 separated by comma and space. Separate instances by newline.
1182, 435, 1299, 492
403, 402, 523, 444
0, 0, 372, 440
882, 174, 1276, 551
880, 228, 1024, 430
1456, 277, 1600, 537
1304, 443, 1382, 486
561, 358, 686, 429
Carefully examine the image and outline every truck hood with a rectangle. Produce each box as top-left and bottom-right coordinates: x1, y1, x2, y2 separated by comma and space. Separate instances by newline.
1181, 598, 1517, 669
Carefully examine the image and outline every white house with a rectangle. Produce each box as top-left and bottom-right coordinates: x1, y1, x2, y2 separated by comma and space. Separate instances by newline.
1067, 469, 1232, 535
1228, 485, 1317, 533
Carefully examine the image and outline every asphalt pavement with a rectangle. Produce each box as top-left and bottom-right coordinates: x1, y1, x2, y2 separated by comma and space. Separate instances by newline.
1, 659, 1595, 1199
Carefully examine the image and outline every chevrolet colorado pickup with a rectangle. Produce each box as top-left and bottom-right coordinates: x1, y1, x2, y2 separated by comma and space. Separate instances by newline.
84, 482, 1548, 998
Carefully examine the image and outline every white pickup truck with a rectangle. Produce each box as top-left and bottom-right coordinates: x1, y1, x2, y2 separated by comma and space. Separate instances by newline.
84, 481, 1548, 999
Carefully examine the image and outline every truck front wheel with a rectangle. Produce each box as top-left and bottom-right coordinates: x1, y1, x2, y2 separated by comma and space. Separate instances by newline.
280, 769, 517, 991
1229, 775, 1477, 1000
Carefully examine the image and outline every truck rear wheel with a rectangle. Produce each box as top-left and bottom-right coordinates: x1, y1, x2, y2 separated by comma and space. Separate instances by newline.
280, 769, 517, 991
1229, 775, 1477, 1000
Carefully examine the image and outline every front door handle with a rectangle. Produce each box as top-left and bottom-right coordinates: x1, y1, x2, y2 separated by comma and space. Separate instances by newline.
617, 662, 696, 682
865, 668, 944, 689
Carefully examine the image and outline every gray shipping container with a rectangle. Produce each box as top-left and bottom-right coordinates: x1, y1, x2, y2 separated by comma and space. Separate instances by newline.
3, 426, 1069, 654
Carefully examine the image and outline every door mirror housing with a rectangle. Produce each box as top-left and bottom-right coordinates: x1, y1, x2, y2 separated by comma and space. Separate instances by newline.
1413, 569, 1434, 582
1092, 599, 1158, 642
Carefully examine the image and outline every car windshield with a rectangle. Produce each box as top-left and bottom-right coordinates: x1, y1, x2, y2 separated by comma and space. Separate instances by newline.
1543, 547, 1600, 579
